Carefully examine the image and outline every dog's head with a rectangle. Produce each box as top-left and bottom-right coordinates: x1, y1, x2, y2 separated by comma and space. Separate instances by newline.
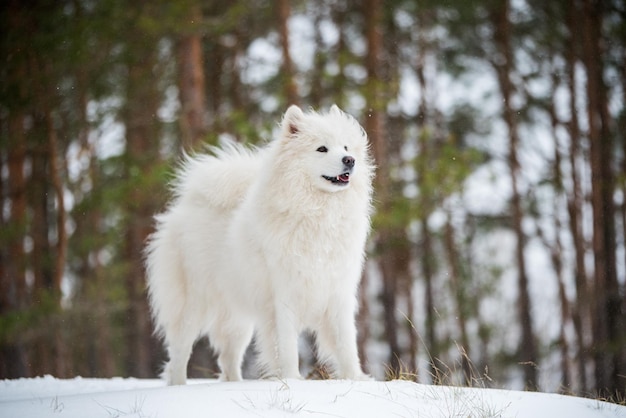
278, 105, 373, 194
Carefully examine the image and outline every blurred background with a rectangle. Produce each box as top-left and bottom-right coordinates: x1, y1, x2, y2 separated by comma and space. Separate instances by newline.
0, 0, 624, 399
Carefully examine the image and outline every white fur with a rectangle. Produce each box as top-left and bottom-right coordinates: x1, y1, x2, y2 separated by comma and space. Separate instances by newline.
145, 105, 374, 385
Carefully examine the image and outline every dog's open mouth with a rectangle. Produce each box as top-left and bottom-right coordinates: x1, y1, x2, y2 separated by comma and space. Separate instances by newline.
323, 173, 350, 185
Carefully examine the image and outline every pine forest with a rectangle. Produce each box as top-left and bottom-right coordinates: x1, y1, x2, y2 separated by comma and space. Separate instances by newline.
1, 0, 625, 400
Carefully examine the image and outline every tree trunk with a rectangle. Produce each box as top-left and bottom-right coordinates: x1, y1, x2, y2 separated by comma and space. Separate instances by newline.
404, 270, 418, 375
331, 4, 349, 108
30, 116, 52, 296
3, 112, 29, 378
177, 3, 208, 150
414, 19, 438, 381
29, 113, 54, 378
490, 0, 538, 390
46, 110, 67, 298
309, 8, 327, 108
580, 0, 623, 396
123, 22, 162, 377
277, 0, 298, 105
364, 0, 399, 377
444, 217, 471, 385
205, 38, 224, 133
6, 118, 28, 313
421, 218, 438, 382
45, 109, 69, 378
550, 71, 573, 391
564, 0, 590, 392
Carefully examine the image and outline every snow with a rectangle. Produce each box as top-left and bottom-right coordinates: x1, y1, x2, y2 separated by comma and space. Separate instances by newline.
2, 376, 624, 418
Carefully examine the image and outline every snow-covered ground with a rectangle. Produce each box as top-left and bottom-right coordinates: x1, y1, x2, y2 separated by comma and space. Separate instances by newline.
2, 376, 624, 418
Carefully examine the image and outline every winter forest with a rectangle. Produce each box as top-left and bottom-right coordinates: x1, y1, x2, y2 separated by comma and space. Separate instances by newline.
1, 0, 625, 401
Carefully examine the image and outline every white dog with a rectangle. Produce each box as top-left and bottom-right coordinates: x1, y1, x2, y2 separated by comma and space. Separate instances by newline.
145, 105, 374, 385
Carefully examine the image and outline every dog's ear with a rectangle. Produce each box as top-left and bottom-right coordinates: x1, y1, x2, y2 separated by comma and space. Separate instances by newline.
282, 105, 305, 137
330, 104, 342, 115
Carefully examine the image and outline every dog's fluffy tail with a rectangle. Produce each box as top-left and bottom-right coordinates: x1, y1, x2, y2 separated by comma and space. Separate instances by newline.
172, 141, 263, 211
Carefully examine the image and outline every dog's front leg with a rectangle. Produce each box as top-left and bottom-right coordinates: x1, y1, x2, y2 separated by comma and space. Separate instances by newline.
317, 299, 370, 380
256, 307, 302, 380
275, 310, 302, 379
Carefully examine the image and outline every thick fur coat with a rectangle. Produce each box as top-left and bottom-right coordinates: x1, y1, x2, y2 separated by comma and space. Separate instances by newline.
145, 105, 374, 385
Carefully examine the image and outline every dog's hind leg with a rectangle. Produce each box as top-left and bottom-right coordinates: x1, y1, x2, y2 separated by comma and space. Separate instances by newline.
162, 329, 195, 385
213, 322, 254, 381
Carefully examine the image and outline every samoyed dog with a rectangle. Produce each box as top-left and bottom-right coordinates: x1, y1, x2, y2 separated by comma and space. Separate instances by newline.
145, 105, 374, 385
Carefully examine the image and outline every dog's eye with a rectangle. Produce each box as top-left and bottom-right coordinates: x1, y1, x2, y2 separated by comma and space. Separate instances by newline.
316, 146, 328, 153
344, 146, 348, 151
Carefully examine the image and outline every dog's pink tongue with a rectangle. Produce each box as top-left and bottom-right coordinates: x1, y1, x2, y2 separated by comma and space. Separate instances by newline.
338, 173, 350, 182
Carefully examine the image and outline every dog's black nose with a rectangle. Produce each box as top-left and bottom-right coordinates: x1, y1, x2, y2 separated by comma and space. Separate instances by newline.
342, 156, 355, 168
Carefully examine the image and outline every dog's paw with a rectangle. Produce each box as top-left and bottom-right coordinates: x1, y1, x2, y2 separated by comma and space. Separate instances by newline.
336, 371, 374, 381
262, 372, 304, 381
218, 372, 243, 382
